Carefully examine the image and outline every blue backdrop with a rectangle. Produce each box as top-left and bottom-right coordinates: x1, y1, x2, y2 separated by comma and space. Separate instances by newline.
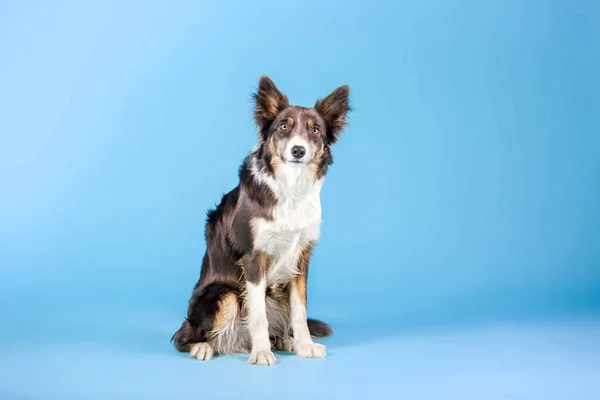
1, 1, 599, 399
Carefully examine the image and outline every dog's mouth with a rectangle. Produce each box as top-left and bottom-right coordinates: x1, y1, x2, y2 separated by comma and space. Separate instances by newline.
285, 159, 308, 168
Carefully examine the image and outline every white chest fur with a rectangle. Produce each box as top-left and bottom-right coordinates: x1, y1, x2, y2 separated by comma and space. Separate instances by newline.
251, 163, 323, 284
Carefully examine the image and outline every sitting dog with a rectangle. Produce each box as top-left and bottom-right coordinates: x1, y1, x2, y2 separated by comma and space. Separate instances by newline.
172, 76, 351, 365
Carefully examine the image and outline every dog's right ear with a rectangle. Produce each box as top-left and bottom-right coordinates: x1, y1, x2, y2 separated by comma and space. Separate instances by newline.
253, 76, 289, 139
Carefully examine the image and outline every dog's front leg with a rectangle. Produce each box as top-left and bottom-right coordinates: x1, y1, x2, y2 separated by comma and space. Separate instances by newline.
244, 252, 277, 366
290, 245, 326, 358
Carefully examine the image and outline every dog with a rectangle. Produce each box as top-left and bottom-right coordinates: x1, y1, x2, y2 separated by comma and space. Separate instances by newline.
172, 76, 351, 365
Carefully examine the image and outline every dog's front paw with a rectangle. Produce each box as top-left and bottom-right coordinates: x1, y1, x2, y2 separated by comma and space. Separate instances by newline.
248, 349, 277, 366
295, 342, 326, 359
189, 342, 214, 361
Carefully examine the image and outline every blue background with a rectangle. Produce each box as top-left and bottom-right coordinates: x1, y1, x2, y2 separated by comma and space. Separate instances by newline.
1, 0, 599, 398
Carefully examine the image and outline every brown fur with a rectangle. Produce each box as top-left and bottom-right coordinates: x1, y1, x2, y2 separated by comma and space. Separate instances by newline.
295, 243, 315, 307
240, 251, 270, 284
315, 85, 351, 143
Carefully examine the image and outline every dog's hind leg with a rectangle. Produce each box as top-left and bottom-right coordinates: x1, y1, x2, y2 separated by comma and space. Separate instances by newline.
172, 282, 247, 359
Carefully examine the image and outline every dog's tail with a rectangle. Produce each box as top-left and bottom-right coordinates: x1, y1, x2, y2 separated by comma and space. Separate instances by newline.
308, 318, 333, 338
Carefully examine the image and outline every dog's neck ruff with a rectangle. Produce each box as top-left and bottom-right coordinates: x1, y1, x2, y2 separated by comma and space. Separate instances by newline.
250, 155, 323, 203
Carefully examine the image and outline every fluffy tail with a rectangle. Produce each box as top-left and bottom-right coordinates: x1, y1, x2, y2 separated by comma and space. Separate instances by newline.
308, 318, 333, 338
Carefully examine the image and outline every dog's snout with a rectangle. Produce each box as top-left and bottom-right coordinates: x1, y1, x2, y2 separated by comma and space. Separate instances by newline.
291, 145, 306, 159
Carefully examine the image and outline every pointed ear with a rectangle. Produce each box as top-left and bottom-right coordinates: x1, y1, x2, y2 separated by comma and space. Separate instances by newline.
315, 85, 351, 143
253, 76, 289, 138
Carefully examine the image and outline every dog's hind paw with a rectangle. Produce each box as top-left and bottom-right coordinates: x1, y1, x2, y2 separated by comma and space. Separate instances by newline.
274, 336, 294, 352
190, 342, 214, 361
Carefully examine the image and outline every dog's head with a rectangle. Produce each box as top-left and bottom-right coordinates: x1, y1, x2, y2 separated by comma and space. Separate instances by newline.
252, 76, 351, 177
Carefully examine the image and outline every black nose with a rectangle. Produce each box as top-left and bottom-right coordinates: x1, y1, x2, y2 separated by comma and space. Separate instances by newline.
291, 145, 306, 159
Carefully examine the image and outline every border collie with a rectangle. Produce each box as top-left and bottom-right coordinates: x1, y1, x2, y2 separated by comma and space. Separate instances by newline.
172, 76, 351, 365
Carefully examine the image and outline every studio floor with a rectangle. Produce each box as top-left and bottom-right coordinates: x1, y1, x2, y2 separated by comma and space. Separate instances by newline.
1, 306, 599, 400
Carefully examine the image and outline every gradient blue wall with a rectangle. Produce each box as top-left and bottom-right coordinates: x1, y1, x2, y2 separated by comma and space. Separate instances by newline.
1, 0, 599, 330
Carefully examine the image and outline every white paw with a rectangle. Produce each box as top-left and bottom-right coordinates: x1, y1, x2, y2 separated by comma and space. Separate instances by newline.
189, 342, 214, 361
295, 342, 326, 359
248, 349, 277, 366
274, 336, 294, 352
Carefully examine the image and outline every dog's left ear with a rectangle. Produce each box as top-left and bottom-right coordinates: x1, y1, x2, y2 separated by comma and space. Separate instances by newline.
315, 85, 351, 143
253, 76, 289, 140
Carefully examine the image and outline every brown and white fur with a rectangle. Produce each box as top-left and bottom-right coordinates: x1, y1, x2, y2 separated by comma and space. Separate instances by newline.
172, 76, 351, 365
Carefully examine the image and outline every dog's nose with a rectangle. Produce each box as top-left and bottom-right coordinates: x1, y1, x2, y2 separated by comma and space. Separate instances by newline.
291, 145, 306, 159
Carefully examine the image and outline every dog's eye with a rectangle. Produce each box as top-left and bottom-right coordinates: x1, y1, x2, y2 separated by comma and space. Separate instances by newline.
312, 127, 319, 134
280, 123, 288, 130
